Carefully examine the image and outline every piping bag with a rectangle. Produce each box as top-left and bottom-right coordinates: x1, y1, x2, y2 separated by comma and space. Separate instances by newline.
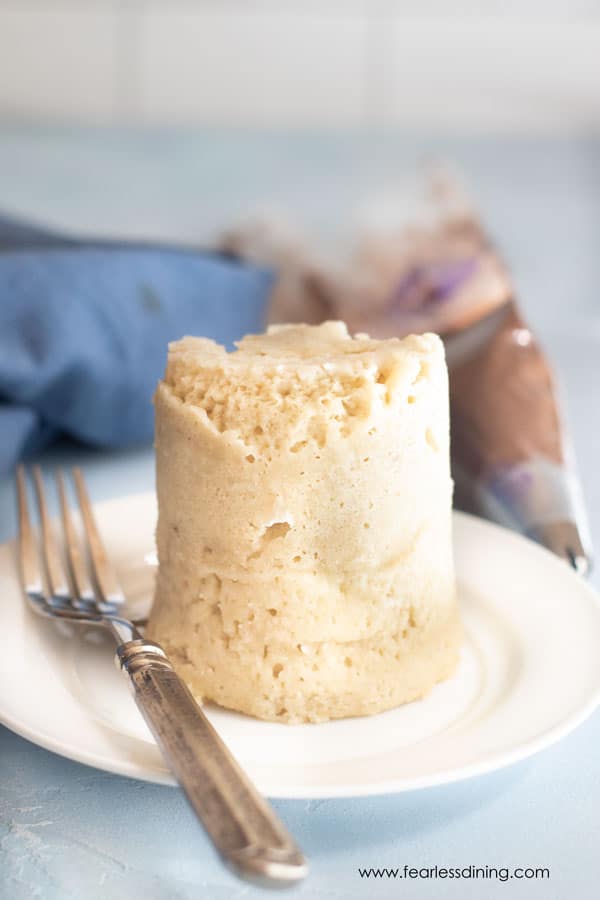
218, 176, 592, 575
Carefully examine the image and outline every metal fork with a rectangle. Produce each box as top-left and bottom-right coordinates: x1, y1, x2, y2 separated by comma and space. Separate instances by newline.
16, 465, 308, 888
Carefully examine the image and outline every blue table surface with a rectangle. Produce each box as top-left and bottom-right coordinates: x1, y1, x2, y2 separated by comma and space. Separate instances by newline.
1, 127, 600, 900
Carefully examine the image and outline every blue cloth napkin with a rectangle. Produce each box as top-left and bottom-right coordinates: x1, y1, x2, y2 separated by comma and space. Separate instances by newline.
0, 217, 274, 474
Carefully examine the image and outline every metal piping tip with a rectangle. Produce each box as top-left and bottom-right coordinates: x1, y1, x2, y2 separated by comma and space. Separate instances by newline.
528, 521, 592, 577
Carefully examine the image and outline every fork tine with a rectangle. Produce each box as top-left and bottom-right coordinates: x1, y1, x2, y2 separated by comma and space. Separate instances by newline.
32, 465, 71, 606
57, 469, 96, 608
73, 468, 125, 608
16, 465, 43, 596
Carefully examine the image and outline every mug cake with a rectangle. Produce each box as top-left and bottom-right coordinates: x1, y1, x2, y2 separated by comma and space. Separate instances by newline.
147, 321, 461, 723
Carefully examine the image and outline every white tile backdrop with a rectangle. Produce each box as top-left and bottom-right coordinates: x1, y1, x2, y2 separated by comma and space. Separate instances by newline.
0, 0, 599, 131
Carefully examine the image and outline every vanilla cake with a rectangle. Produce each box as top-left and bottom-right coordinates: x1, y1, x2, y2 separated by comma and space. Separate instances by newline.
147, 321, 461, 723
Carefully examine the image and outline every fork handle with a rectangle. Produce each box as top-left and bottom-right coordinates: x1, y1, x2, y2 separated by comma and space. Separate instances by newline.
115, 639, 307, 888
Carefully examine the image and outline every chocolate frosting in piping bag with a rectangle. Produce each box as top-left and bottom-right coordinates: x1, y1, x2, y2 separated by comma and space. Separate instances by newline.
446, 299, 590, 573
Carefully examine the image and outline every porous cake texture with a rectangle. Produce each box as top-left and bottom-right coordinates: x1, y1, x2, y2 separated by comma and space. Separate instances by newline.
147, 321, 461, 723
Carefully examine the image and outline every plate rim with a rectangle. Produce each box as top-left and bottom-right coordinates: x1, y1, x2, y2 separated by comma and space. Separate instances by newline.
2, 492, 600, 799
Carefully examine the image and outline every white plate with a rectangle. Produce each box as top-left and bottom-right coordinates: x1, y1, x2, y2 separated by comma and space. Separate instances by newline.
1, 492, 600, 799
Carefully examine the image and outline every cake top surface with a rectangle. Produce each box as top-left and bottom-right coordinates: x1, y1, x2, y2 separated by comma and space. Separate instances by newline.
159, 322, 444, 446
167, 321, 440, 370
